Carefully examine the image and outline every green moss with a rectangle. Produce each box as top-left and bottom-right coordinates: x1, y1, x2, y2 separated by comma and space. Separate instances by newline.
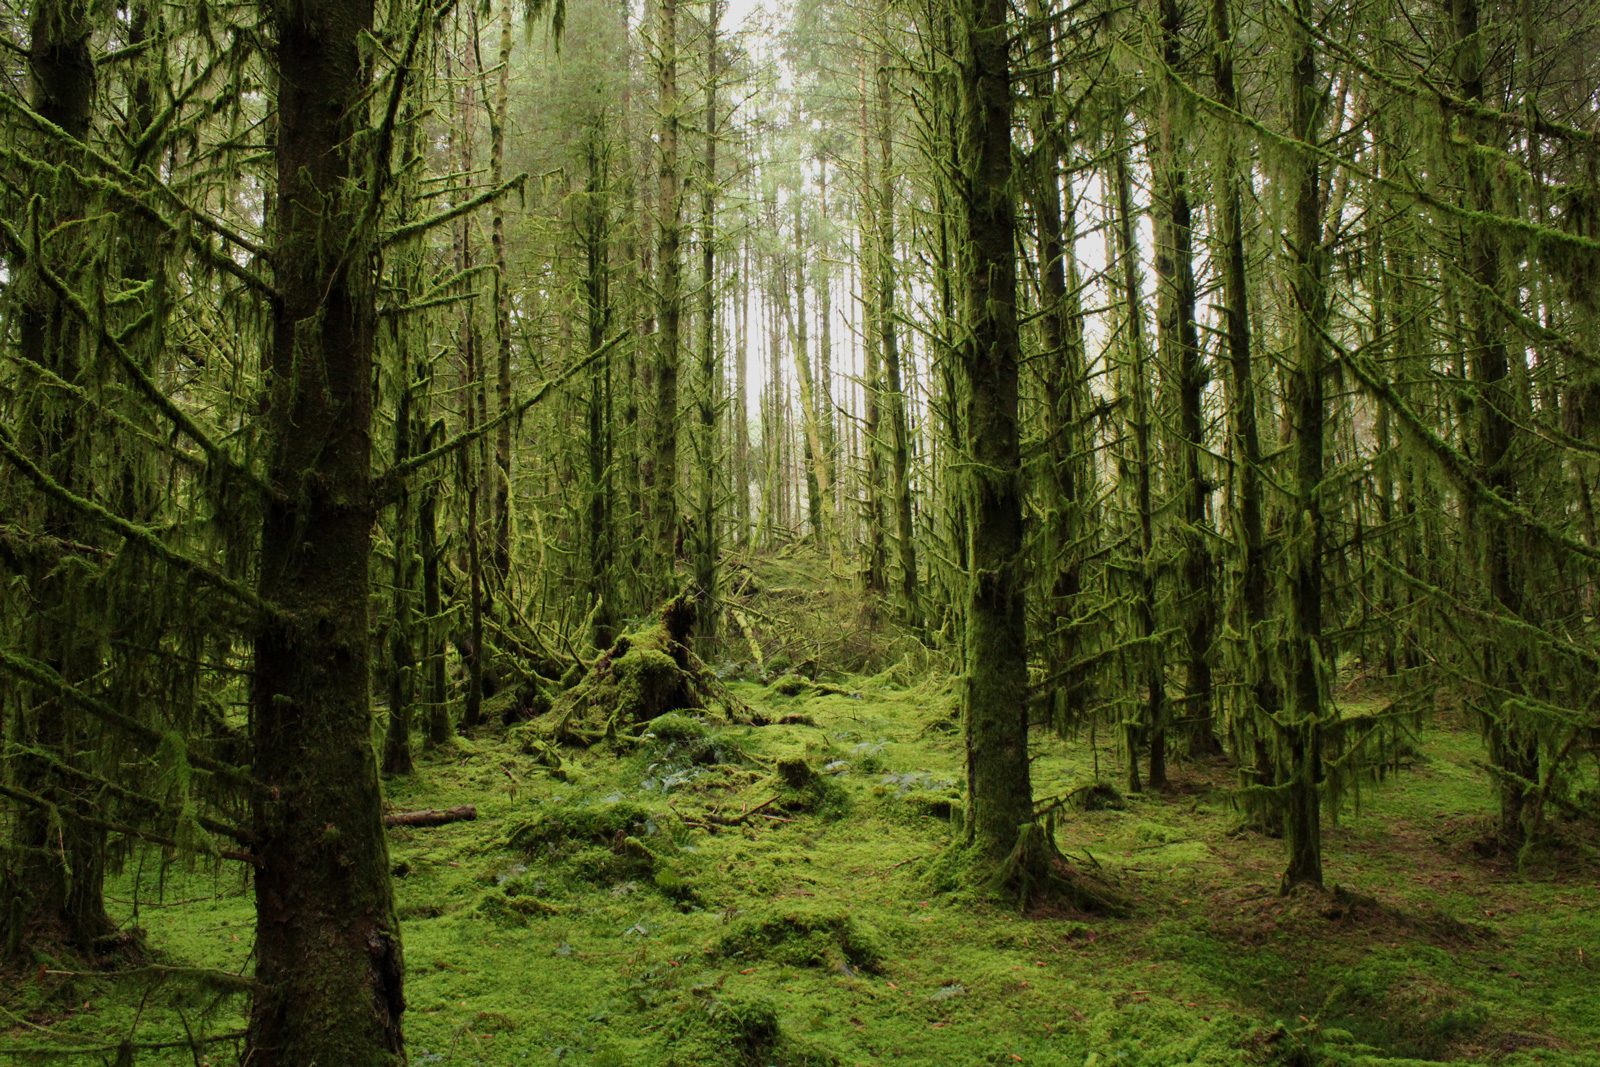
506, 799, 665, 855
644, 712, 708, 743
20, 581, 1600, 1065
714, 907, 886, 974
769, 673, 811, 697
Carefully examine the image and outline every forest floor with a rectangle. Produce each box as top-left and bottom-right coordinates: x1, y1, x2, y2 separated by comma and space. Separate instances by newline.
3, 551, 1599, 1066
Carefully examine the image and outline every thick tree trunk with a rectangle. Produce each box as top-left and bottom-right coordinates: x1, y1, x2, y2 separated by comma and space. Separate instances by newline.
953, 0, 1033, 861
250, 1, 404, 1059
2, 0, 111, 960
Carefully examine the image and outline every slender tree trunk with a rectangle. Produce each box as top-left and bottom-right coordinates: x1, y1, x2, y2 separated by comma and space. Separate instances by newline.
1153, 0, 1219, 757
694, 1, 722, 647
875, 40, 922, 630
1021, 0, 1092, 728
858, 51, 889, 595
420, 410, 451, 748
1279, 0, 1329, 891
383, 378, 417, 778
653, 0, 683, 590
792, 208, 829, 542
1210, 0, 1278, 823
813, 167, 845, 563
1111, 131, 1168, 793
490, 0, 515, 589
584, 128, 617, 648
1451, 0, 1537, 848
250, 0, 404, 1057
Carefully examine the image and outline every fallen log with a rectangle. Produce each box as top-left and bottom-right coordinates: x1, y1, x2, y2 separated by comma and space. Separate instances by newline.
383, 805, 477, 828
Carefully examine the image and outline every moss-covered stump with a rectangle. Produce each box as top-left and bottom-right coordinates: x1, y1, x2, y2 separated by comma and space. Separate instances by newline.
538, 593, 721, 744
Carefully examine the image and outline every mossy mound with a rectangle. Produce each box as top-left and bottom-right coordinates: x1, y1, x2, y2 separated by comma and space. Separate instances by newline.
642, 712, 746, 768
506, 799, 665, 856
505, 799, 685, 899
658, 994, 839, 1067
771, 755, 849, 817
898, 790, 962, 822
713, 907, 885, 974
1073, 781, 1128, 812
769, 673, 812, 697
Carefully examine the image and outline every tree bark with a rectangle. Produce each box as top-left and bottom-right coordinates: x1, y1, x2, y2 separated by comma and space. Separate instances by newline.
250, 0, 404, 1058
952, 0, 1034, 860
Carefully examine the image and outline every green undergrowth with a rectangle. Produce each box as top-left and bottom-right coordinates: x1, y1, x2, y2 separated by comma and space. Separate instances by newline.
4, 562, 1598, 1064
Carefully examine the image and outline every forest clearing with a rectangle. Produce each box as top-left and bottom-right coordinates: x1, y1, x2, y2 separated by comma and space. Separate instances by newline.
4, 552, 1599, 1064
3, 0, 1600, 1061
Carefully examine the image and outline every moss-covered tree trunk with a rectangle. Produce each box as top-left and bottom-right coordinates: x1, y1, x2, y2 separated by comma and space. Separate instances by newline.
1210, 0, 1279, 823
1152, 0, 1219, 757
583, 126, 618, 649
791, 209, 831, 543
952, 0, 1033, 860
874, 37, 922, 631
1451, 0, 1537, 848
653, 0, 683, 590
693, 0, 722, 648
2, 0, 112, 959
1279, 0, 1329, 891
1111, 131, 1168, 794
249, 0, 404, 1058
857, 49, 889, 596
1021, 0, 1093, 729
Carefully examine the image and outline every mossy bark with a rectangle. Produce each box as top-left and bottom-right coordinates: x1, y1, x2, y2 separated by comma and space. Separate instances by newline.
653, 0, 684, 590
2, 0, 112, 960
952, 0, 1034, 861
692, 7, 721, 649
249, 1, 404, 1059
873, 33, 922, 632
1021, 0, 1093, 729
1278, 0, 1328, 892
1451, 0, 1538, 849
1153, 0, 1219, 758
1210, 0, 1280, 829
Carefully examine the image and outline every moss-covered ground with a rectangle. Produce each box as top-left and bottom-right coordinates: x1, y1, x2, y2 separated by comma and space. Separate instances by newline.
4, 555, 1598, 1065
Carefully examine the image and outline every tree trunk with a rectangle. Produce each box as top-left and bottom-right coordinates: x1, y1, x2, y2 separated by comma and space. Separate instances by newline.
2, 0, 111, 960
250, 0, 404, 1058
1279, 0, 1329, 892
952, 0, 1034, 861
693, 0, 722, 649
1152, 0, 1220, 757
875, 40, 922, 630
653, 0, 683, 589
